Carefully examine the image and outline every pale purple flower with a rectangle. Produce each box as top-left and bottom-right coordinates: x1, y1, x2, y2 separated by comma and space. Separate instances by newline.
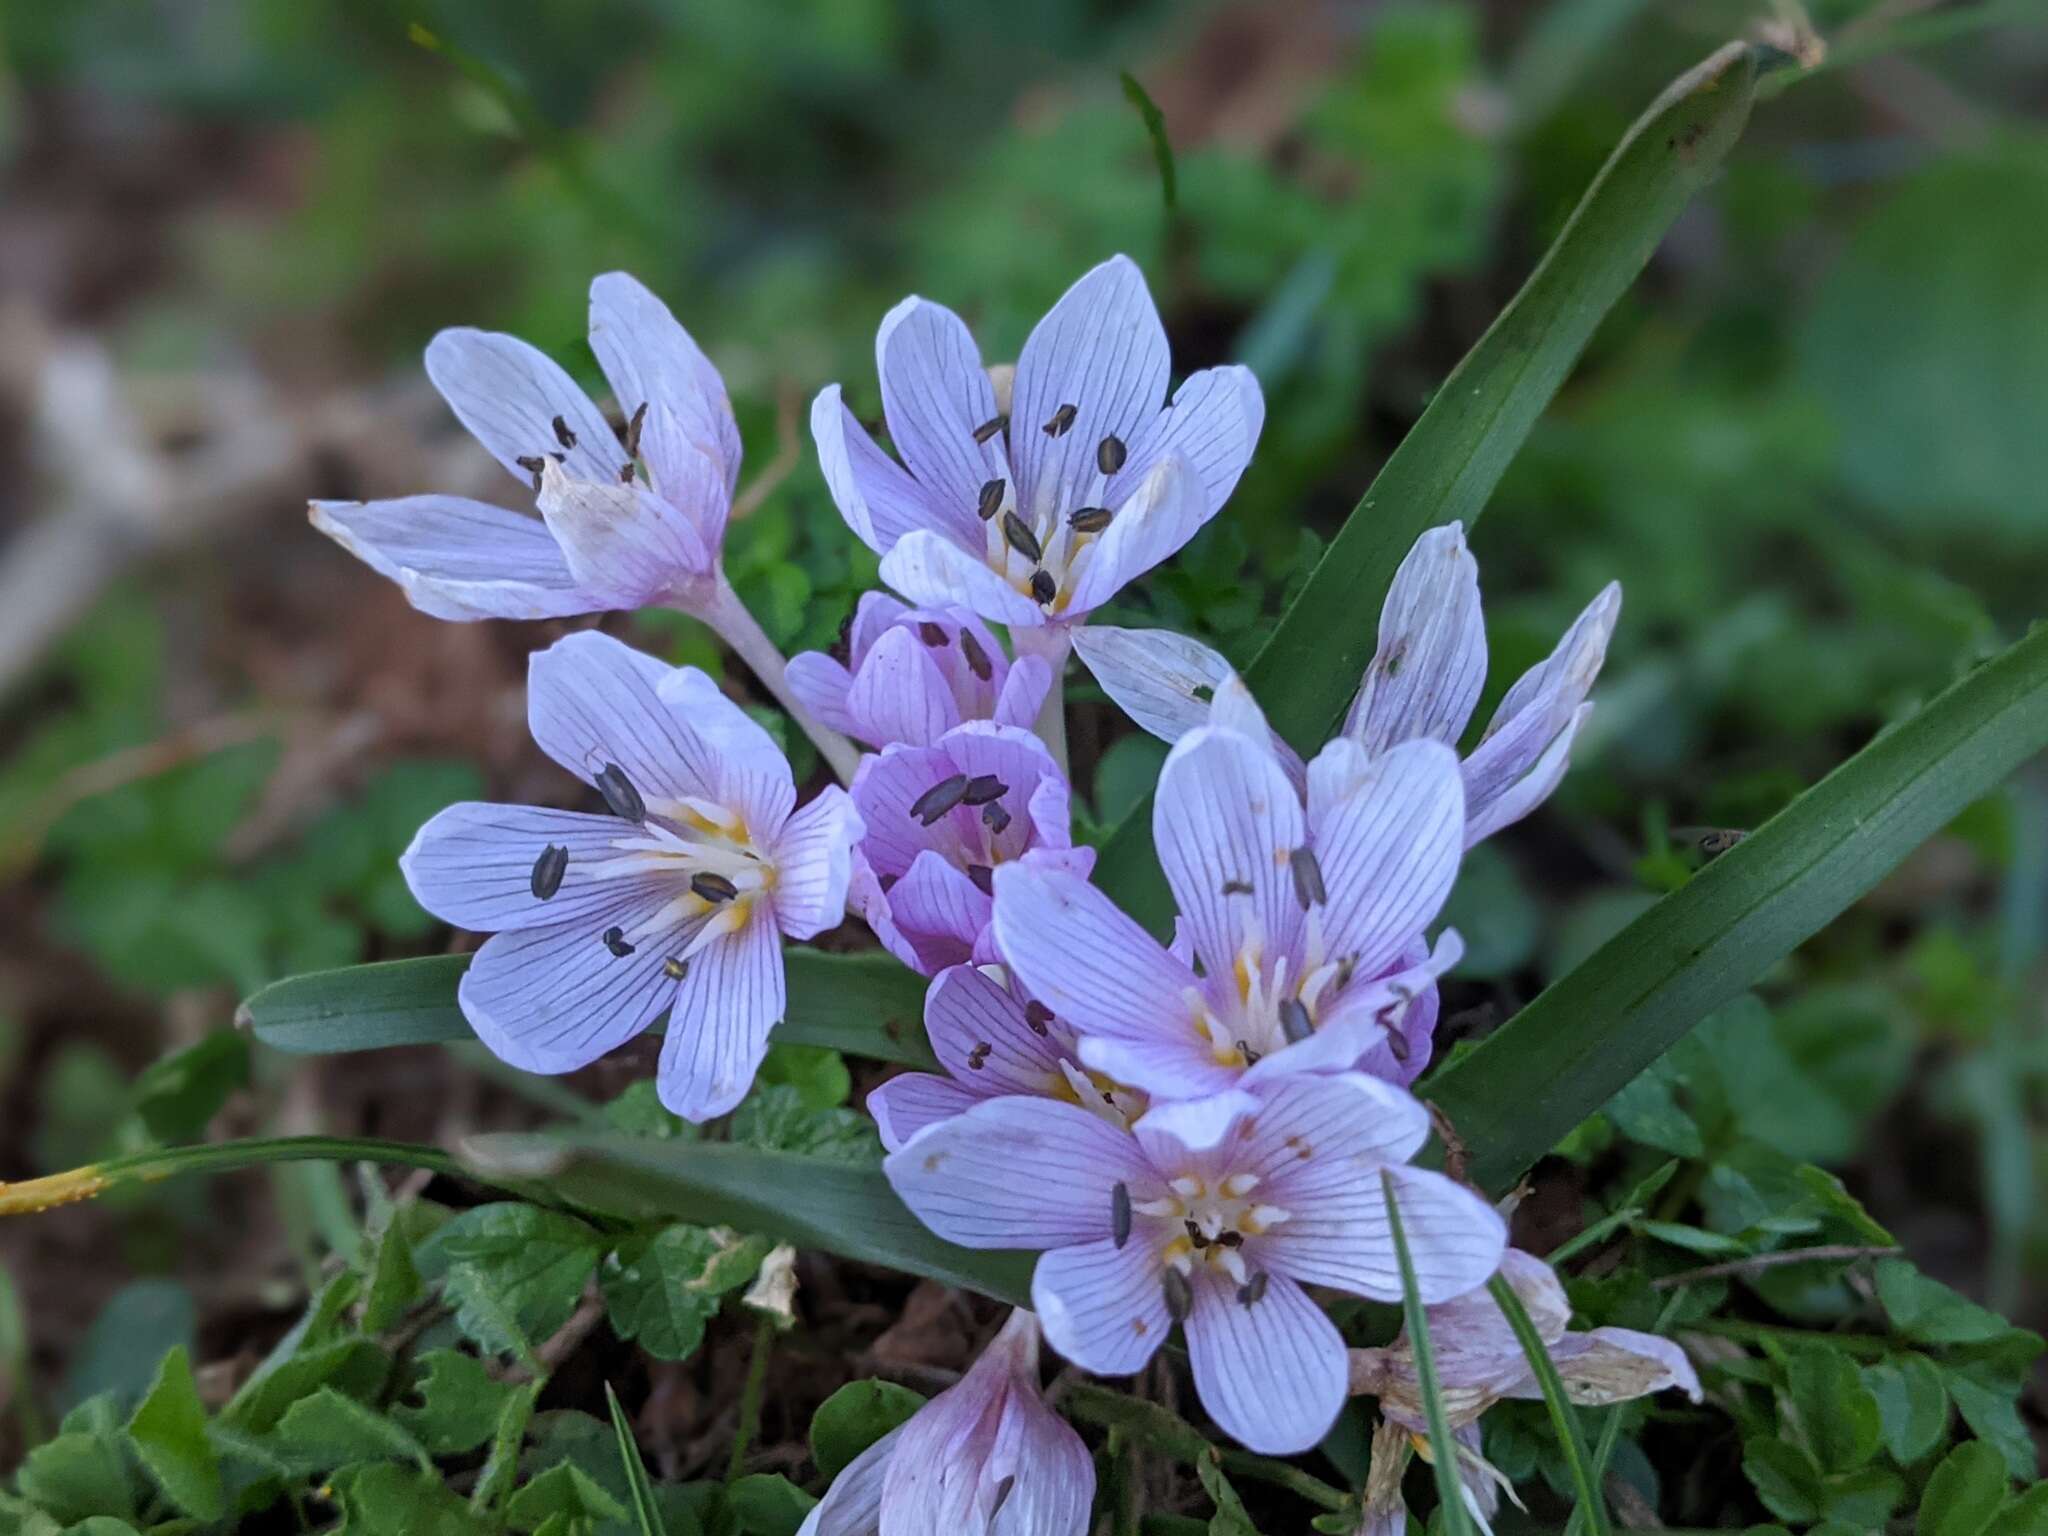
812, 255, 1264, 631
865, 962, 1146, 1152
1349, 1248, 1700, 1533
784, 593, 1053, 751
312, 273, 740, 621
798, 1310, 1093, 1536
400, 631, 863, 1122
850, 722, 1092, 976
1072, 522, 1621, 847
988, 681, 1465, 1099
886, 1074, 1506, 1454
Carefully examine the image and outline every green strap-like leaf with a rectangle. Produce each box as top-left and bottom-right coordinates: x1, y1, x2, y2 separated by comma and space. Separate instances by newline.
1429, 622, 2048, 1194
1092, 41, 1762, 928
238, 948, 936, 1069
463, 1131, 1035, 1306
1487, 1274, 1610, 1536
1381, 1169, 1474, 1536
605, 1383, 665, 1536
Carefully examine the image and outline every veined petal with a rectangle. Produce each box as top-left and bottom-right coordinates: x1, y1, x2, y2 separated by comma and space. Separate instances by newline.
990, 861, 1196, 1051
1261, 1148, 1505, 1304
1011, 256, 1169, 528
801, 1424, 900, 1536
1423, 1249, 1571, 1392
1033, 1236, 1170, 1378
992, 653, 1054, 730
977, 1360, 1094, 1536
1076, 1032, 1243, 1102
527, 631, 703, 806
458, 911, 679, 1075
1184, 1270, 1347, 1455
1343, 523, 1487, 754
784, 650, 863, 738
309, 496, 590, 621
1071, 624, 1234, 747
845, 625, 965, 748
812, 385, 968, 554
1153, 724, 1306, 979
1308, 737, 1464, 980
884, 1096, 1152, 1249
1109, 364, 1264, 515
849, 743, 959, 876
1059, 452, 1208, 618
866, 1072, 982, 1153
1528, 1327, 1701, 1406
658, 905, 784, 1122
876, 295, 1006, 516
654, 664, 799, 834
1284, 933, 1460, 1087
847, 853, 930, 975
1464, 701, 1589, 847
588, 271, 741, 501
424, 327, 619, 487
400, 803, 663, 933
537, 459, 713, 605
879, 530, 1046, 629
769, 786, 863, 940
849, 591, 913, 662
926, 964, 1068, 1096
885, 849, 991, 969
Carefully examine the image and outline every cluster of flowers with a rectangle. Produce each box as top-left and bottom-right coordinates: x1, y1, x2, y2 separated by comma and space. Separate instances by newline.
316, 257, 1696, 1533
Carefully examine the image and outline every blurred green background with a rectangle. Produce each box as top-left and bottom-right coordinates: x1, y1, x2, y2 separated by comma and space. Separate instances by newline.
0, 0, 2044, 1498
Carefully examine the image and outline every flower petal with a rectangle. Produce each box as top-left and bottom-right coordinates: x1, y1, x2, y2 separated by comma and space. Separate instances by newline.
658, 906, 785, 1122
801, 1424, 901, 1536
1421, 1249, 1570, 1393
1111, 364, 1264, 515
925, 964, 1068, 1096
1060, 452, 1209, 617
884, 849, 991, 970
844, 625, 965, 748
769, 786, 864, 940
876, 295, 1006, 516
879, 530, 1045, 629
1529, 1328, 1701, 1406
537, 459, 713, 604
1343, 523, 1487, 754
1032, 1236, 1170, 1378
526, 631, 704, 805
1464, 702, 1589, 847
812, 385, 967, 554
992, 653, 1054, 730
458, 912, 678, 1074
866, 1071, 982, 1153
1184, 1270, 1347, 1454
653, 662, 799, 834
884, 1096, 1152, 1249
1071, 624, 1234, 746
588, 270, 741, 501
1308, 737, 1464, 981
309, 496, 589, 621
400, 803, 664, 933
784, 650, 863, 738
424, 327, 620, 487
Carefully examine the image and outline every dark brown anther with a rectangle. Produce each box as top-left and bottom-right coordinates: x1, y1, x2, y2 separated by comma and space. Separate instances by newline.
602, 926, 636, 958
1237, 1271, 1268, 1308
1217, 1230, 1244, 1249
1043, 403, 1077, 438
516, 453, 547, 492
625, 401, 648, 457
1096, 435, 1127, 474
1030, 569, 1057, 605
959, 630, 994, 681
552, 414, 577, 450
918, 620, 949, 647
973, 414, 1008, 444
1289, 846, 1327, 909
619, 461, 637, 483
1067, 506, 1114, 534
1334, 954, 1358, 991
967, 1042, 992, 1071
1220, 878, 1253, 896
967, 863, 994, 896
960, 775, 1006, 806
1278, 997, 1313, 1044
691, 872, 740, 903
910, 774, 970, 826
662, 956, 689, 980
1111, 1181, 1132, 1248
977, 478, 1006, 521
1024, 1001, 1054, 1036
1184, 1218, 1210, 1250
1386, 1027, 1412, 1064
982, 802, 1012, 835
1235, 1039, 1261, 1066
531, 843, 569, 900
1162, 1267, 1193, 1323
596, 763, 646, 822
1001, 511, 1042, 564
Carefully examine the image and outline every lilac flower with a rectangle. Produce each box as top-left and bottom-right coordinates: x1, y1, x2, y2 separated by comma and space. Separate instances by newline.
798, 1310, 1093, 1536
812, 255, 1263, 633
866, 962, 1146, 1152
1348, 1248, 1700, 1534
850, 722, 1092, 976
400, 631, 863, 1122
988, 681, 1465, 1098
1071, 522, 1621, 846
886, 1074, 1506, 1454
784, 593, 1053, 751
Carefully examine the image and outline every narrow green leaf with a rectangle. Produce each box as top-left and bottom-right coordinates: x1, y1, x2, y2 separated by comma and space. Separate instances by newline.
464, 1132, 1035, 1306
238, 948, 935, 1068
124, 1347, 223, 1521
606, 1383, 665, 1536
1487, 1275, 1611, 1536
1380, 1169, 1473, 1536
1093, 41, 1762, 924
1120, 72, 1178, 210
1429, 622, 2048, 1193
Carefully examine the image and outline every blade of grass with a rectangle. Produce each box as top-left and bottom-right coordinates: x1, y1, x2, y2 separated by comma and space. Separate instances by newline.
1487, 1274, 1610, 1536
1120, 73, 1178, 211
1381, 1169, 1475, 1536
1426, 621, 2048, 1194
606, 1383, 664, 1536
239, 948, 936, 1070
1093, 41, 1762, 928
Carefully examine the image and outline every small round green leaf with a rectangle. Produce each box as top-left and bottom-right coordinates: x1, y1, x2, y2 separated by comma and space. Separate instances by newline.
809, 1380, 926, 1481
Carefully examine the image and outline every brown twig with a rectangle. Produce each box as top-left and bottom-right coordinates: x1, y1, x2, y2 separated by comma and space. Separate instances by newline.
1651, 1244, 1900, 1289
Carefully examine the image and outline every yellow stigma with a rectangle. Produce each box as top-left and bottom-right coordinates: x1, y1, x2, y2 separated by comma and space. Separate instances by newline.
0, 1165, 111, 1216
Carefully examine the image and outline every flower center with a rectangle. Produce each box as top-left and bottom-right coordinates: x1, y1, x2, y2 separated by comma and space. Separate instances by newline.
971, 412, 1131, 614
1136, 1171, 1290, 1288
583, 795, 775, 964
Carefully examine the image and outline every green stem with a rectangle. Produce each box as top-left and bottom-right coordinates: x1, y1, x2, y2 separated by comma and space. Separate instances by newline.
1061, 1383, 1348, 1512
1489, 1274, 1611, 1536
1013, 625, 1073, 781
691, 573, 861, 785
728, 1312, 776, 1481
1383, 1169, 1473, 1536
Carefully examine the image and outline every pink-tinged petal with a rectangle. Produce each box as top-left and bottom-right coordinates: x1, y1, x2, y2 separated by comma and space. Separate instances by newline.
1464, 582, 1620, 836
424, 327, 620, 488
879, 530, 1045, 629
1072, 624, 1232, 746
845, 626, 964, 748
848, 591, 913, 662
1264, 1153, 1505, 1304
527, 631, 699, 803
801, 1423, 900, 1536
1110, 364, 1264, 515
310, 496, 591, 621
784, 650, 863, 738
876, 296, 1006, 515
926, 965, 1067, 1096
1247, 931, 1461, 1084
885, 849, 991, 969
1153, 724, 1306, 978
1309, 738, 1464, 980
1524, 1327, 1700, 1406
977, 1370, 1094, 1536
1184, 1270, 1347, 1454
1464, 701, 1589, 847
658, 906, 784, 1122
812, 385, 967, 554
992, 653, 1054, 730
400, 803, 663, 933
458, 913, 678, 1074
1060, 452, 1208, 617
884, 1096, 1151, 1249
770, 786, 863, 940
1425, 1249, 1569, 1392
1033, 1236, 1170, 1378
1010, 256, 1169, 527
588, 271, 741, 503
990, 860, 1197, 1049
866, 1072, 981, 1153
848, 853, 929, 974
1343, 523, 1487, 754
654, 664, 799, 834
849, 743, 953, 877
940, 722, 1068, 843
537, 459, 714, 604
